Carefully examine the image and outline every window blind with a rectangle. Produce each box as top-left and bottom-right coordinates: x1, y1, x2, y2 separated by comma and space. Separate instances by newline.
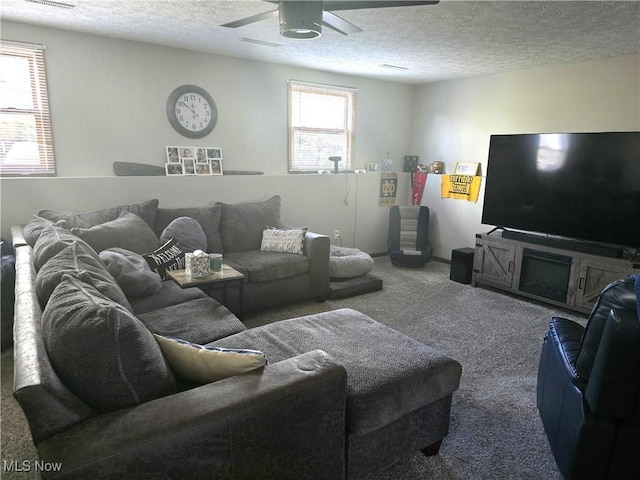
287, 80, 356, 173
0, 41, 56, 176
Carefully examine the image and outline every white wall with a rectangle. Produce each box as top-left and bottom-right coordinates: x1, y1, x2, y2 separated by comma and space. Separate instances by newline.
2, 21, 638, 260
0, 173, 409, 254
0, 21, 415, 253
1, 21, 415, 177
411, 54, 640, 259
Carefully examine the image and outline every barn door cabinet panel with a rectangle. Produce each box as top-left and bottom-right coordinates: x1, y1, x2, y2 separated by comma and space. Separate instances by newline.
472, 235, 517, 288
573, 259, 637, 312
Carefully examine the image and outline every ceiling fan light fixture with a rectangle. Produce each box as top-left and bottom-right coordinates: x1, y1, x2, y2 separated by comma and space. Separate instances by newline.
279, 1, 323, 39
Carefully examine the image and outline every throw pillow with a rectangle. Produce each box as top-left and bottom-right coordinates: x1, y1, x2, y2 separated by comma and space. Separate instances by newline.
143, 238, 185, 280
260, 227, 307, 255
153, 205, 223, 253
23, 216, 67, 247
36, 241, 133, 311
216, 195, 281, 253
38, 199, 159, 229
99, 247, 162, 298
159, 216, 207, 253
42, 274, 176, 413
154, 334, 267, 384
32, 224, 89, 271
71, 211, 159, 254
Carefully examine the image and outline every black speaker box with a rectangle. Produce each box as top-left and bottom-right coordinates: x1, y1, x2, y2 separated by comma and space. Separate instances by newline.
450, 247, 475, 284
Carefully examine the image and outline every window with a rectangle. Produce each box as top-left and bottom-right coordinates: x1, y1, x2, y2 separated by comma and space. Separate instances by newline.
287, 80, 356, 173
0, 41, 55, 176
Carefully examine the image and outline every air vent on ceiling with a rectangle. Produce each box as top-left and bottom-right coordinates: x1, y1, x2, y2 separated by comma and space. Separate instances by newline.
240, 38, 282, 48
25, 0, 74, 9
380, 64, 409, 71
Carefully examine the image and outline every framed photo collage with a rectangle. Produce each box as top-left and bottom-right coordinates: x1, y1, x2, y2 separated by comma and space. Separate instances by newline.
165, 146, 223, 176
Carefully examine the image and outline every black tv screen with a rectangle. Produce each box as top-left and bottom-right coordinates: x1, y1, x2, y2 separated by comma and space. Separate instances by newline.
482, 132, 640, 249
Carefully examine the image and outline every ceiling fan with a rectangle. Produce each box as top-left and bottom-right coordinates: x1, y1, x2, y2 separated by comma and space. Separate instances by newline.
221, 1, 439, 40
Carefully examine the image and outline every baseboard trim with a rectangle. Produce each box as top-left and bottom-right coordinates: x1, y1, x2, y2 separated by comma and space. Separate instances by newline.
433, 256, 451, 264
370, 252, 451, 264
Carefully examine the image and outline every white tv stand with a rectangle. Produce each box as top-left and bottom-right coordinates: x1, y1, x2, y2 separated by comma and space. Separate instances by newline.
472, 231, 639, 314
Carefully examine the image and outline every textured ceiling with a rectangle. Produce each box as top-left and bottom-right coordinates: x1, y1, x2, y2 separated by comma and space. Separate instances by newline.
2, 0, 639, 84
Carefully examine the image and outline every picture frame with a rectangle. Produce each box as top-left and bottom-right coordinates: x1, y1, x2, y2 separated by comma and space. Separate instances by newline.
165, 163, 184, 175
196, 163, 212, 175
179, 147, 195, 160
207, 148, 223, 160
454, 162, 480, 175
209, 158, 223, 175
404, 155, 419, 172
183, 158, 196, 175
166, 146, 180, 163
196, 148, 208, 163
165, 146, 224, 175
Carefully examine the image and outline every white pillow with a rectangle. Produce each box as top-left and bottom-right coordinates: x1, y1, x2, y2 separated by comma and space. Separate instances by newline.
154, 335, 267, 384
260, 227, 306, 255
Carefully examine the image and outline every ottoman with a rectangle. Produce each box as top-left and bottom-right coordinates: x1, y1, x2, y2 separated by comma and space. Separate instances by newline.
328, 246, 382, 299
329, 245, 374, 279
210, 308, 462, 480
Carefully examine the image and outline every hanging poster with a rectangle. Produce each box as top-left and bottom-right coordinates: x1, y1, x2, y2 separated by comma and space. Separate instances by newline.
379, 173, 398, 206
412, 172, 427, 206
441, 175, 482, 202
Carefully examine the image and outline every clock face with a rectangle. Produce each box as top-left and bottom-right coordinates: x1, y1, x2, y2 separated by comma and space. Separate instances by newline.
175, 92, 211, 132
167, 85, 217, 139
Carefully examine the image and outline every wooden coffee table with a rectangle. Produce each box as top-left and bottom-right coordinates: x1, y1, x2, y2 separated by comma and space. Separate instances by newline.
167, 264, 245, 318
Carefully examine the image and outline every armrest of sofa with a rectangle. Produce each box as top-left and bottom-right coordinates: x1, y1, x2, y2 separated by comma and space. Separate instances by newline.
11, 225, 28, 248
36, 350, 347, 480
13, 245, 95, 444
303, 231, 330, 301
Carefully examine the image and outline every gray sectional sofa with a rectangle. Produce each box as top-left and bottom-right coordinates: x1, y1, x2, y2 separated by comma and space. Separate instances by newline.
32, 195, 330, 312
11, 196, 462, 479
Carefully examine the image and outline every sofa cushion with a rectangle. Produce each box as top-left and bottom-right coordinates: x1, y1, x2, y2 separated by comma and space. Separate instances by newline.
32, 224, 89, 270
127, 280, 207, 315
99, 248, 162, 298
217, 195, 281, 253
42, 274, 176, 413
225, 250, 309, 283
153, 205, 223, 253
71, 211, 159, 254
159, 217, 208, 253
38, 199, 159, 229
137, 296, 246, 344
142, 238, 185, 280
210, 308, 462, 435
23, 216, 66, 247
261, 227, 306, 255
154, 335, 265, 384
36, 241, 133, 312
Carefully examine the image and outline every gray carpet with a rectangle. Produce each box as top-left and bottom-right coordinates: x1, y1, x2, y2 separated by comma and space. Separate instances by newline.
1, 256, 586, 479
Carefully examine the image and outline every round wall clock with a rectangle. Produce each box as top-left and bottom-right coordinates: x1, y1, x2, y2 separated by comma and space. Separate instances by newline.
166, 85, 217, 139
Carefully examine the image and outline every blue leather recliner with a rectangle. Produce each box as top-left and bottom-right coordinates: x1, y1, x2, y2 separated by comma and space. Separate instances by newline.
536, 276, 640, 480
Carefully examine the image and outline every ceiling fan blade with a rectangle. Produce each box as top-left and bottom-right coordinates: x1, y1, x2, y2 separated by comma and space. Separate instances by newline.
324, 1, 439, 11
322, 11, 362, 35
221, 9, 278, 28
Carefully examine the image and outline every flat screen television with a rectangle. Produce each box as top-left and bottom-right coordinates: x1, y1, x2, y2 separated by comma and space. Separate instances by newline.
482, 132, 640, 249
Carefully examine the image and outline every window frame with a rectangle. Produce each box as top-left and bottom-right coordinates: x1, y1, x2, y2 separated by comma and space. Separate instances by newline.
0, 41, 56, 176
287, 79, 357, 174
